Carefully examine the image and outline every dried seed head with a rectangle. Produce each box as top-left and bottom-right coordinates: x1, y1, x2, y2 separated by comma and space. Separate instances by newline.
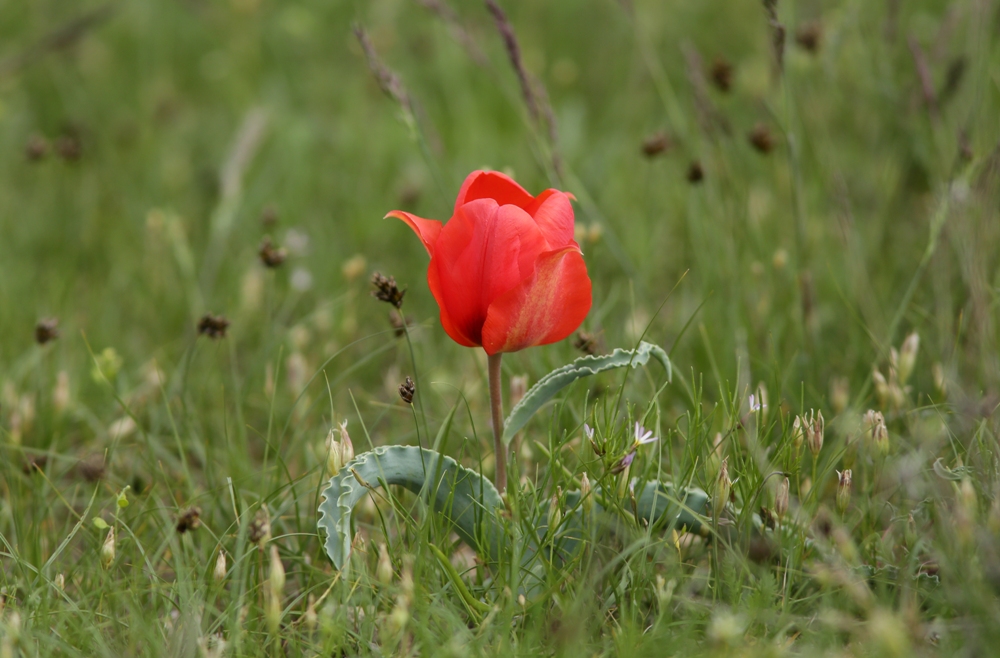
898, 332, 919, 385
836, 469, 852, 514
710, 57, 733, 92
197, 314, 230, 339
794, 21, 822, 53
214, 550, 227, 582
398, 376, 415, 404
35, 318, 60, 345
686, 161, 705, 183
748, 123, 775, 153
25, 134, 50, 161
376, 543, 393, 586
388, 310, 412, 337
370, 271, 406, 309
573, 331, 601, 355
101, 527, 116, 569
775, 476, 790, 521
641, 131, 672, 157
713, 457, 732, 518
248, 508, 271, 547
257, 236, 288, 268
176, 506, 202, 534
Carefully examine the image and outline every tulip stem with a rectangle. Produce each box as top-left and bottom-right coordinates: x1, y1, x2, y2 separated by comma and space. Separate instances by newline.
488, 353, 507, 492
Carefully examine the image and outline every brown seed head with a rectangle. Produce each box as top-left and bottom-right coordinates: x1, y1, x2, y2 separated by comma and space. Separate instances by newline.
25, 134, 50, 161
248, 508, 271, 547
749, 123, 776, 153
710, 57, 733, 92
795, 21, 822, 53
35, 318, 60, 345
370, 272, 406, 309
686, 161, 704, 183
197, 314, 230, 339
176, 506, 202, 534
258, 237, 288, 268
641, 132, 672, 158
55, 132, 82, 161
398, 376, 415, 404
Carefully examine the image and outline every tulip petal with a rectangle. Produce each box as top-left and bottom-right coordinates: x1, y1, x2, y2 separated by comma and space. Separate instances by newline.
426, 260, 479, 348
524, 189, 576, 249
454, 170, 534, 213
387, 210, 443, 256
432, 199, 546, 346
481, 246, 592, 355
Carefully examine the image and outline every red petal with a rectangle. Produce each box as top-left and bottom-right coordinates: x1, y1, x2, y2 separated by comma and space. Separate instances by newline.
387, 210, 443, 256
426, 259, 478, 347
432, 199, 545, 346
454, 170, 534, 214
481, 247, 592, 355
523, 189, 576, 249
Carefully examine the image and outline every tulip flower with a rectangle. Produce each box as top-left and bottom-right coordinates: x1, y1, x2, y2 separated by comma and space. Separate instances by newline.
389, 170, 593, 491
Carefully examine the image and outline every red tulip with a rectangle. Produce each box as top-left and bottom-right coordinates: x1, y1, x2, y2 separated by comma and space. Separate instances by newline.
388, 170, 592, 355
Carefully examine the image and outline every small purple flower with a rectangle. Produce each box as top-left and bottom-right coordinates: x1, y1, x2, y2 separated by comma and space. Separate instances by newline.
633, 422, 658, 446
611, 450, 636, 474
749, 394, 766, 413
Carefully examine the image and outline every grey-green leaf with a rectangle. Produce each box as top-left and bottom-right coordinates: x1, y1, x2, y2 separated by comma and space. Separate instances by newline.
317, 446, 504, 572
502, 341, 671, 445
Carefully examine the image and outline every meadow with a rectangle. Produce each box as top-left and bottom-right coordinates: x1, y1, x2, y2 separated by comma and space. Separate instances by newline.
1, 0, 999, 655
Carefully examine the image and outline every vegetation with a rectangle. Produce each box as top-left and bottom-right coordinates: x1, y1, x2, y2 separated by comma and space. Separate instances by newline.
1, 0, 998, 655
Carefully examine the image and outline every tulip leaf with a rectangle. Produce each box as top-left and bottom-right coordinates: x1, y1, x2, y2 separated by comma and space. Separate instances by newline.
317, 445, 504, 572
502, 341, 671, 445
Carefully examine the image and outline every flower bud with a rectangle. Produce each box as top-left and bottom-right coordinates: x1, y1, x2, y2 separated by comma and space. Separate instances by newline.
775, 477, 789, 522
304, 594, 318, 632
376, 543, 393, 586
580, 473, 593, 515
338, 420, 354, 464
547, 488, 563, 534
790, 417, 804, 451
101, 527, 116, 569
898, 332, 919, 385
865, 410, 889, 456
713, 457, 731, 518
55, 573, 65, 591
836, 469, 852, 514
269, 545, 286, 596
805, 410, 824, 457
829, 376, 849, 414
325, 428, 343, 476
932, 362, 947, 397
872, 369, 889, 407
214, 550, 227, 582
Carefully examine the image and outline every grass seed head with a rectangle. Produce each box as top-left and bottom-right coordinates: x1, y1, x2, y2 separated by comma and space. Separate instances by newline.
370, 271, 406, 309
257, 236, 287, 268
35, 318, 59, 345
197, 314, 230, 340
176, 507, 202, 534
248, 509, 271, 547
398, 376, 415, 404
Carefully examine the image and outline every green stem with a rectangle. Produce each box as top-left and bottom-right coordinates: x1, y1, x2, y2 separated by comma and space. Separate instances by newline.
488, 353, 507, 492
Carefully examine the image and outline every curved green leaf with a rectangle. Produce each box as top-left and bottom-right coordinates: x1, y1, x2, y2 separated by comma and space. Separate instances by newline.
502, 341, 672, 444
317, 446, 504, 571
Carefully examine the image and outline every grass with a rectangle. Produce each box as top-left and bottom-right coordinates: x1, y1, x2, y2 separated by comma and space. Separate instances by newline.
1, 0, 999, 655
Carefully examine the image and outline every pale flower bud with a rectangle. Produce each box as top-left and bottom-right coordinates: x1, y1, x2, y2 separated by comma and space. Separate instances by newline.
898, 333, 919, 385
872, 369, 889, 407
580, 473, 593, 515
932, 362, 947, 397
101, 527, 116, 569
214, 550, 227, 582
805, 410, 824, 457
269, 545, 286, 597
863, 410, 889, 456
547, 488, 563, 534
775, 477, 789, 521
325, 428, 343, 476
376, 543, 393, 586
713, 457, 731, 518
304, 594, 318, 632
829, 377, 849, 414
790, 417, 804, 451
338, 420, 354, 464
836, 469, 852, 514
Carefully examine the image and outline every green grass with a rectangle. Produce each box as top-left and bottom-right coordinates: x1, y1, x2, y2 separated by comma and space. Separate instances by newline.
1, 0, 999, 655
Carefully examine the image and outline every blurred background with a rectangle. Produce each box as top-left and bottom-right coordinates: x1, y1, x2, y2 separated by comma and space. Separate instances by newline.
0, 0, 997, 481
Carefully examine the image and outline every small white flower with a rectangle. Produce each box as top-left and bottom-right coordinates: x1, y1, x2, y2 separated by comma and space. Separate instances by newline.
749, 394, 766, 412
583, 423, 594, 440
634, 422, 658, 446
